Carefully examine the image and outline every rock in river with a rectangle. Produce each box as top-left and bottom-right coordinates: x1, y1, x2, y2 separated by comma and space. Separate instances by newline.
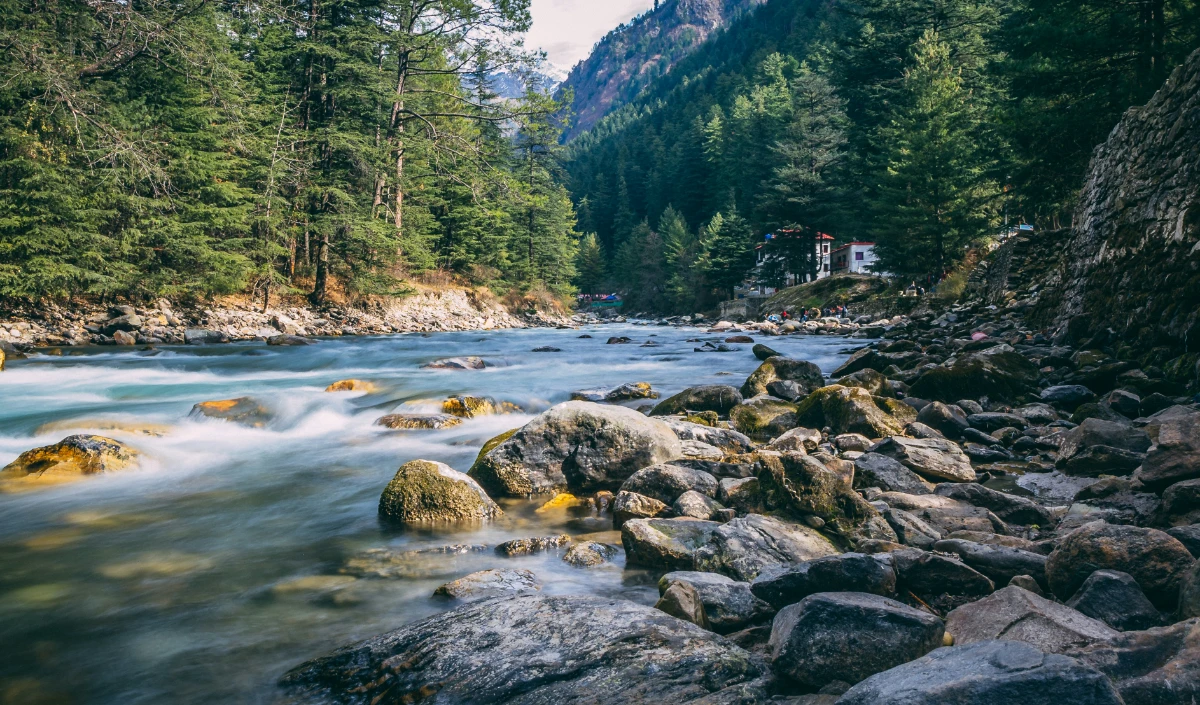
378, 460, 501, 524
190, 397, 271, 427
375, 413, 463, 430
468, 401, 683, 496
280, 594, 767, 704
729, 396, 799, 440
741, 356, 826, 399
650, 384, 743, 416
0, 435, 140, 489
793, 385, 914, 438
434, 568, 541, 601
422, 356, 486, 370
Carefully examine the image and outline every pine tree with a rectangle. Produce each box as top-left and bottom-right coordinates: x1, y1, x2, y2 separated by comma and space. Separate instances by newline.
575, 233, 608, 294
702, 209, 756, 301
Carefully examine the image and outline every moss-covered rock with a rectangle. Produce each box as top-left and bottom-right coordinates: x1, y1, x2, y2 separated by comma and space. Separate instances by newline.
908, 348, 1039, 403
376, 413, 463, 430
0, 435, 140, 489
442, 396, 520, 418
741, 356, 826, 399
756, 451, 896, 543
836, 369, 892, 397
622, 517, 720, 569
378, 459, 501, 524
325, 379, 376, 392
794, 385, 914, 438
650, 385, 743, 416
189, 397, 271, 427
730, 397, 800, 440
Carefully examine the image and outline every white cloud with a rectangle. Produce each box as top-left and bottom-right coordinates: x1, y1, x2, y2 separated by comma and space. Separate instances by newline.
526, 0, 656, 72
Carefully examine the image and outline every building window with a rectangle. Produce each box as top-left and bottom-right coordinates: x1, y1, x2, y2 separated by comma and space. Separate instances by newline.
855, 252, 864, 260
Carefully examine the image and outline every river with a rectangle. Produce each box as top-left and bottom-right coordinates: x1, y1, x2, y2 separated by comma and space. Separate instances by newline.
0, 324, 858, 704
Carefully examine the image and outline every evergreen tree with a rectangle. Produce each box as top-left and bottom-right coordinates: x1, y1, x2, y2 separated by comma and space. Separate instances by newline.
702, 209, 756, 300
575, 233, 608, 294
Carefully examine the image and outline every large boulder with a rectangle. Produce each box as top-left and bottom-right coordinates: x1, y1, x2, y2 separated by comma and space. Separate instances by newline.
741, 356, 826, 399
892, 547, 995, 604
1068, 618, 1200, 705
619, 463, 718, 505
190, 397, 271, 426
933, 539, 1049, 588
658, 571, 774, 634
650, 385, 743, 416
659, 418, 754, 454
0, 435, 140, 489
756, 452, 894, 541
1057, 418, 1152, 477
729, 397, 799, 440
907, 347, 1041, 403
1046, 521, 1196, 609
1066, 570, 1163, 631
468, 401, 683, 496
769, 592, 944, 689
612, 490, 668, 527
884, 508, 944, 548
751, 552, 897, 610
1159, 479, 1200, 526
946, 586, 1117, 653
280, 595, 767, 703
837, 639, 1124, 705
916, 401, 970, 439
934, 482, 1057, 526
793, 385, 914, 438
621, 517, 719, 569
853, 453, 934, 494
378, 460, 501, 524
1140, 411, 1200, 490
869, 437, 976, 482
693, 514, 837, 582
879, 491, 1008, 535
433, 569, 540, 601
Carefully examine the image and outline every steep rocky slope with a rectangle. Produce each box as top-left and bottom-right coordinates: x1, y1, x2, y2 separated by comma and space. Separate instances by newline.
559, 0, 763, 140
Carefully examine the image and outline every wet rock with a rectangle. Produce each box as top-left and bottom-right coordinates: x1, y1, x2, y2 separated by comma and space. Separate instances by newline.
1068, 618, 1200, 705
730, 396, 799, 440
741, 356, 826, 399
932, 539, 1048, 588
853, 453, 934, 494
1167, 524, 1200, 557
190, 397, 271, 427
612, 490, 668, 527
794, 385, 914, 438
495, 534, 571, 557
324, 379, 375, 392
892, 548, 995, 603
765, 426, 823, 453
838, 639, 1124, 705
561, 541, 618, 567
650, 385, 743, 416
1046, 521, 1196, 609
1018, 402, 1061, 425
375, 413, 462, 430
1066, 570, 1163, 631
280, 595, 767, 704
673, 490, 725, 520
1056, 418, 1151, 476
1140, 411, 1200, 490
570, 382, 658, 403
753, 343, 780, 360
660, 418, 754, 454
422, 356, 486, 370
767, 379, 809, 401
434, 568, 540, 601
751, 553, 897, 610
621, 517, 719, 569
378, 460, 501, 524
267, 334, 314, 346
946, 586, 1117, 653
869, 436, 976, 483
468, 401, 683, 496
620, 463, 718, 504
184, 328, 228, 345
916, 401, 970, 439
442, 395, 521, 418
769, 592, 944, 689
0, 435, 140, 489
693, 514, 837, 581
659, 571, 774, 634
606, 336, 632, 344
934, 482, 1057, 526
907, 347, 1041, 403
1042, 385, 1098, 411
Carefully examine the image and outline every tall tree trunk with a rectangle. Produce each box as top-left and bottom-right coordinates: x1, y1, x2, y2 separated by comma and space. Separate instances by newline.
391, 48, 410, 250
311, 232, 329, 305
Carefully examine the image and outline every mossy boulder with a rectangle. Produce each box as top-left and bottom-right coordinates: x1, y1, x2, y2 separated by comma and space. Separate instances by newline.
622, 517, 720, 569
908, 348, 1040, 403
376, 413, 463, 430
650, 385, 743, 416
0, 435, 139, 489
794, 385, 914, 438
325, 379, 376, 392
730, 397, 800, 440
442, 396, 520, 418
836, 369, 893, 397
378, 459, 501, 524
741, 356, 826, 399
189, 397, 271, 427
468, 401, 683, 496
756, 451, 897, 542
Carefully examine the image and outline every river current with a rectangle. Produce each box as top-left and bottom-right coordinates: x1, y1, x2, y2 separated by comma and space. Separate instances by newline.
0, 324, 857, 704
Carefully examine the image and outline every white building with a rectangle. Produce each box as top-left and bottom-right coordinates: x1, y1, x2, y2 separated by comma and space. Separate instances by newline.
831, 242, 879, 275
755, 231, 834, 284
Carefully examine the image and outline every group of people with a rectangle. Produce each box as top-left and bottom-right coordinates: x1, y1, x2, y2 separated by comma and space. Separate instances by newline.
765, 304, 850, 324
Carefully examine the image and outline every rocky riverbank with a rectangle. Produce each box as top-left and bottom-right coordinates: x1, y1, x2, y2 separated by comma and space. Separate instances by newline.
0, 287, 571, 350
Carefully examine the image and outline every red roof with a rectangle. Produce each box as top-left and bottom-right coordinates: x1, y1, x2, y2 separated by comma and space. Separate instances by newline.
777, 229, 835, 240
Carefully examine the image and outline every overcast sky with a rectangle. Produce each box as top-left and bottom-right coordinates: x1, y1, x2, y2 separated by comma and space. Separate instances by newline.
526, 0, 656, 74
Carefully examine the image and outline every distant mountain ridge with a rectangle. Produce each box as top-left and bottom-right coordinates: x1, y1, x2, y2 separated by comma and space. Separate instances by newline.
558, 0, 764, 141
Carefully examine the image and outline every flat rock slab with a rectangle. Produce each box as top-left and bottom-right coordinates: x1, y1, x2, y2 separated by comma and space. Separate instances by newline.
837, 639, 1124, 705
946, 586, 1117, 654
280, 594, 767, 704
434, 568, 541, 601
693, 514, 837, 582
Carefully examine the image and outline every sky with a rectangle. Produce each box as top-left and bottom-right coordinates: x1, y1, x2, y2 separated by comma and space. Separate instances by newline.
525, 0, 656, 76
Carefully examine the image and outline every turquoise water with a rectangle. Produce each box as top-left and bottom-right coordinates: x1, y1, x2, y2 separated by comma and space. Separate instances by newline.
0, 324, 856, 704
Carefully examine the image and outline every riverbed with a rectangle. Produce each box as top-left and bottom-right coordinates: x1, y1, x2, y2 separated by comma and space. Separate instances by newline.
0, 324, 858, 704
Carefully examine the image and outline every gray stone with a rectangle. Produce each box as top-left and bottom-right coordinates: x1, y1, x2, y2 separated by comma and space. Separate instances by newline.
933, 538, 1049, 588
769, 592, 944, 688
765, 426, 823, 452
934, 482, 1057, 526
693, 514, 837, 582
946, 586, 1117, 653
659, 571, 774, 634
660, 418, 754, 454
561, 542, 617, 567
969, 412, 1030, 432
612, 490, 667, 527
916, 401, 969, 438
280, 595, 767, 703
730, 396, 799, 440
879, 491, 1008, 536
1042, 385, 1098, 410
1066, 570, 1163, 631
421, 355, 486, 369
1140, 411, 1200, 490
853, 453, 933, 494
434, 568, 540, 601
1046, 521, 1196, 609
868, 436, 976, 483
673, 490, 725, 520
184, 328, 228, 345
1159, 479, 1200, 526
619, 463, 718, 504
654, 580, 709, 629
1068, 618, 1200, 705
893, 548, 995, 601
621, 517, 719, 569
837, 639, 1124, 705
494, 535, 570, 557
884, 508, 942, 549
650, 384, 743, 416
378, 460, 501, 524
751, 553, 897, 610
1167, 524, 1200, 557
742, 356, 826, 399
718, 476, 762, 513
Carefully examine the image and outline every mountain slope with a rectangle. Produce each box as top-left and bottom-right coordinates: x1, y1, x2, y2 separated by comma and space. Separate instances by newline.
559, 0, 765, 141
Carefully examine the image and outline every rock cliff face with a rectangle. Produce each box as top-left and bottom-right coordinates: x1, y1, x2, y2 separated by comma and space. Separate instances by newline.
559, 0, 763, 141
1037, 48, 1200, 375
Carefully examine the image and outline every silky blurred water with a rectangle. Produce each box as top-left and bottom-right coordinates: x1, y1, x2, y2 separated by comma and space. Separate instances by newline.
0, 324, 858, 705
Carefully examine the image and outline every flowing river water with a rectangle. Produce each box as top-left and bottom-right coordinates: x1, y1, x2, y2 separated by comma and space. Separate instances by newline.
0, 324, 859, 705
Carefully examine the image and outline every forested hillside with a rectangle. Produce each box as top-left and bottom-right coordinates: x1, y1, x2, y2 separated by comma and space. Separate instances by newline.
0, 1, 579, 306
565, 0, 1200, 313
557, 0, 764, 141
